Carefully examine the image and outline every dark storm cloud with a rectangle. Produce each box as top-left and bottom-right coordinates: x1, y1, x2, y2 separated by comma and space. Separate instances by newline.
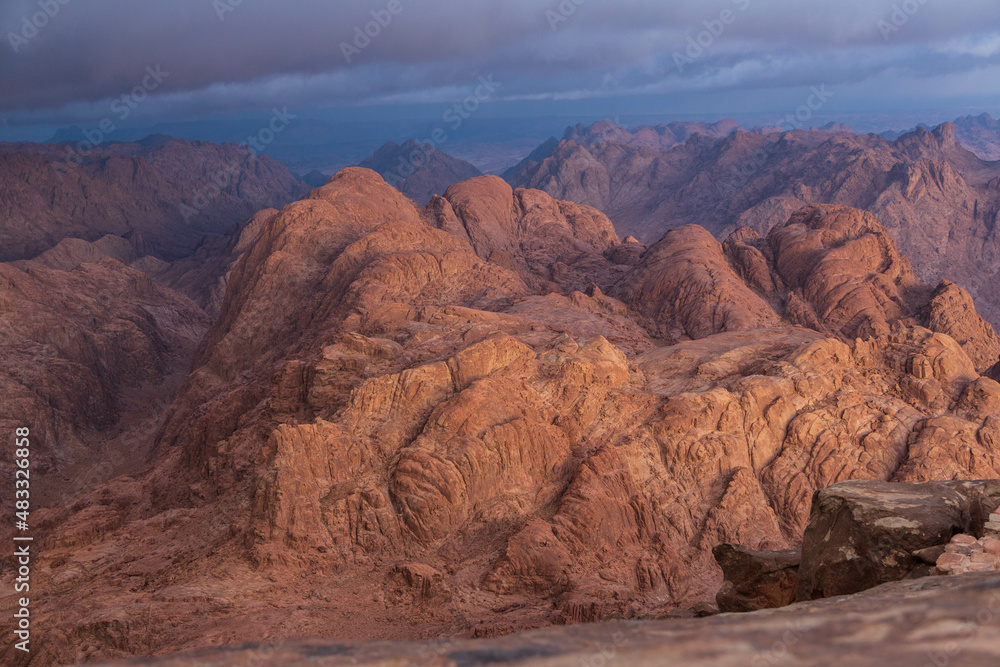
1, 0, 999, 122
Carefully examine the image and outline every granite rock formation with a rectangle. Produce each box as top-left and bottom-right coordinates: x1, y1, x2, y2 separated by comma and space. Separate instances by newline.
712, 544, 800, 613
796, 479, 1000, 600
505, 121, 1000, 327
946, 113, 1000, 161
4, 171, 1000, 664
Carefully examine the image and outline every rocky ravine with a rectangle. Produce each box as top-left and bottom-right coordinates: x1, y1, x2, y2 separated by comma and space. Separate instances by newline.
0, 257, 209, 506
4, 169, 1000, 664
0, 134, 315, 505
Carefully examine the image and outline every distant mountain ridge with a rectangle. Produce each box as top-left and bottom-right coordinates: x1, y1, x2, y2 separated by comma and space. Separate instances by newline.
358, 139, 482, 205
561, 118, 743, 151
952, 112, 1000, 161
0, 136, 309, 261
505, 120, 1000, 326
881, 113, 1000, 161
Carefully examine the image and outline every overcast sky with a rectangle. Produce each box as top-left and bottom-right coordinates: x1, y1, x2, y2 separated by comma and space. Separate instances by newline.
2, 0, 999, 130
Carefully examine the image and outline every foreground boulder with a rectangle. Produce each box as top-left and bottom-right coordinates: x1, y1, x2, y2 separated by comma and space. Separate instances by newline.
797, 480, 1000, 601
713, 544, 800, 612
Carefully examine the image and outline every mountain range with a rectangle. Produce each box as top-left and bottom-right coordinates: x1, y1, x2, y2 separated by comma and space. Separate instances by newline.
2, 119, 1000, 663
882, 112, 1000, 161
358, 139, 482, 205
503, 121, 1000, 328
2, 141, 1000, 661
0, 137, 308, 262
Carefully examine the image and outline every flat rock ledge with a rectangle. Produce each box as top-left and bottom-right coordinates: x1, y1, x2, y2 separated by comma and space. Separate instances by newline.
100, 574, 1000, 666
